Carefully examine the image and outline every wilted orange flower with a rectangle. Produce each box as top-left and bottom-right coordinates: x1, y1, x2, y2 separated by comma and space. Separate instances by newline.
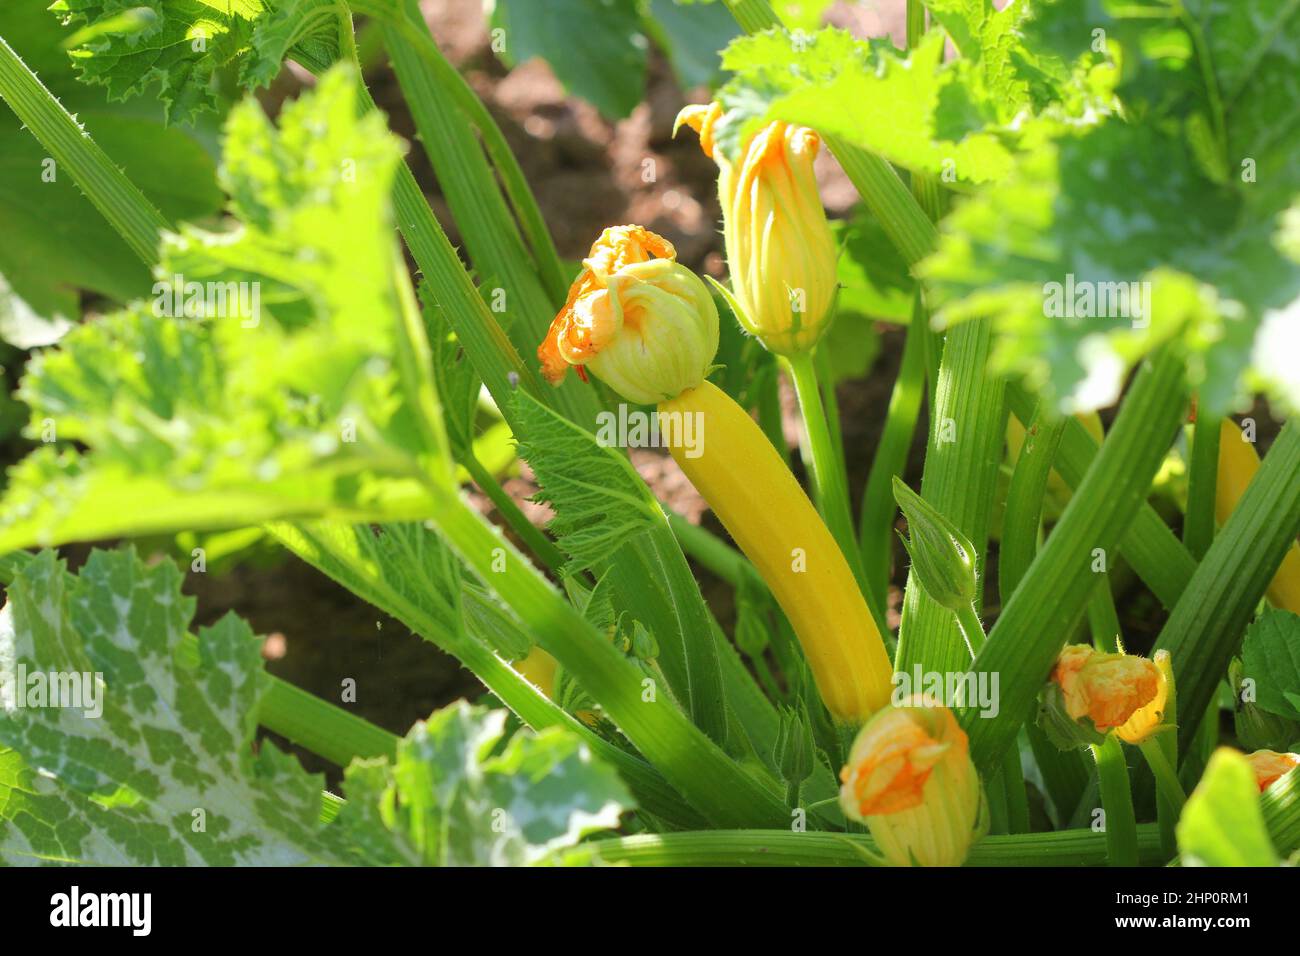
536, 225, 718, 404
675, 103, 837, 356
1052, 644, 1161, 732
1245, 750, 1300, 792
1116, 649, 1173, 744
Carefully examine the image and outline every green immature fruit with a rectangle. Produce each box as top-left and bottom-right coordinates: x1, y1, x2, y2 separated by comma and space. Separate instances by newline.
892, 477, 978, 614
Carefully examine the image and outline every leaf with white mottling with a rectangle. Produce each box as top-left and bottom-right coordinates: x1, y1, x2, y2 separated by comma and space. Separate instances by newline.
335, 701, 632, 866
0, 549, 338, 865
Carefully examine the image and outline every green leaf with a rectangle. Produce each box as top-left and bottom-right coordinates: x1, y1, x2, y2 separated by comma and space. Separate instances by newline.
1241, 609, 1300, 722
0, 549, 339, 865
50, 0, 259, 125
1177, 747, 1279, 867
514, 392, 661, 571
832, 211, 915, 325
920, 118, 1299, 415
924, 0, 1051, 113
0, 2, 223, 324
714, 28, 1015, 183
335, 701, 632, 865
48, 0, 342, 125
644, 0, 740, 89
0, 66, 449, 553
490, 0, 647, 119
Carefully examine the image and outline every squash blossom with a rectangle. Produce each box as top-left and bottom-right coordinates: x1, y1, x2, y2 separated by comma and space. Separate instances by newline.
1052, 644, 1162, 734
839, 701, 988, 866
1038, 645, 1169, 749
1216, 418, 1300, 613
674, 102, 838, 356
538, 225, 893, 722
538, 225, 719, 404
1244, 749, 1300, 792
1115, 649, 1173, 745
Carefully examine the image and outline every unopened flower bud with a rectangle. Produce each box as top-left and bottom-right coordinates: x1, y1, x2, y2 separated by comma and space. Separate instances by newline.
839, 700, 988, 866
675, 103, 837, 355
892, 477, 977, 614
775, 707, 815, 787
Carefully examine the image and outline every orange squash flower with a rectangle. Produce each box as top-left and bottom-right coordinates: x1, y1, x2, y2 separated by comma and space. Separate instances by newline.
1052, 644, 1162, 733
1245, 749, 1300, 792
839, 701, 987, 866
537, 225, 718, 404
675, 103, 837, 356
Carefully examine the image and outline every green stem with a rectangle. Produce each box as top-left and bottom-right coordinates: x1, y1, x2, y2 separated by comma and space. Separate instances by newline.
785, 780, 801, 811
998, 400, 1093, 824
1006, 384, 1197, 611
1184, 410, 1220, 560
723, 0, 785, 32
906, 0, 927, 46
754, 360, 791, 466
1138, 737, 1187, 816
463, 454, 565, 574
667, 510, 753, 589
954, 603, 986, 654
268, 520, 707, 829
1178, 9, 1228, 168
589, 825, 1168, 867
1086, 575, 1122, 654
427, 486, 789, 828
1092, 736, 1139, 866
963, 351, 1188, 775
784, 351, 872, 601
829, 140, 939, 268
1156, 422, 1300, 752
859, 296, 929, 611
1001, 737, 1032, 834
0, 36, 169, 266
1000, 407, 1067, 600
379, 0, 569, 305
952, 601, 1030, 833
895, 319, 1007, 679
815, 348, 849, 476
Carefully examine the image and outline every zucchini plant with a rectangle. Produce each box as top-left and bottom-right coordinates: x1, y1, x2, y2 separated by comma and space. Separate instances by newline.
0, 0, 1297, 868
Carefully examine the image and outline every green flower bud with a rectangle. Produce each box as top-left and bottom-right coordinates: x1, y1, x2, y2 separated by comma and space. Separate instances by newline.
775, 707, 815, 787
892, 477, 978, 613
